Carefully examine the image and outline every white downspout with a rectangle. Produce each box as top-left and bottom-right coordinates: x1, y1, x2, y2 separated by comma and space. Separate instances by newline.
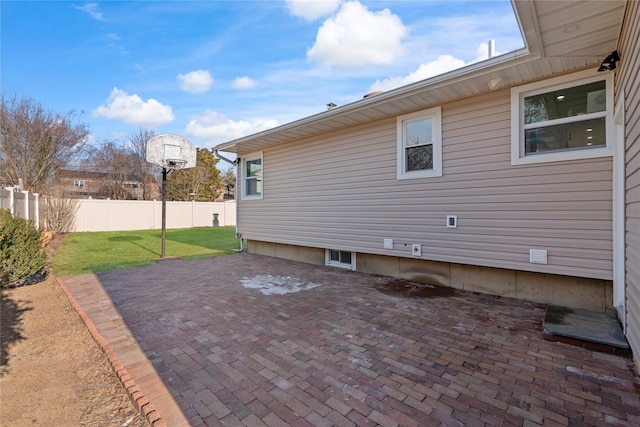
214, 150, 243, 252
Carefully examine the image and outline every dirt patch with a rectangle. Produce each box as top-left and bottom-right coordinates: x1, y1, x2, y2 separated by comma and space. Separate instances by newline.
376, 278, 458, 298
0, 235, 147, 426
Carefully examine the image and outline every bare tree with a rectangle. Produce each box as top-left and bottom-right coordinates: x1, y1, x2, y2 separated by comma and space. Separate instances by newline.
126, 128, 156, 200
222, 168, 236, 198
89, 142, 138, 200
0, 93, 89, 192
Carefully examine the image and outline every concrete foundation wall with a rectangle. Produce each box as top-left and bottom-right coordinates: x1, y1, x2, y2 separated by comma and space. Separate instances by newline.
248, 240, 613, 313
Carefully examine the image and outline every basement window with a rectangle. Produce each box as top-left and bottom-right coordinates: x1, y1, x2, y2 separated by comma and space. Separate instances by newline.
511, 69, 613, 165
325, 249, 355, 270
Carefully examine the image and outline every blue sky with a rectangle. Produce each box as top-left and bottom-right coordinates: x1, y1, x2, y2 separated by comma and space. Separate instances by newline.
1, 1, 523, 151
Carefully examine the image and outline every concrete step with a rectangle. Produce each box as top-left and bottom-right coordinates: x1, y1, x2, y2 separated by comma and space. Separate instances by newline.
542, 305, 631, 357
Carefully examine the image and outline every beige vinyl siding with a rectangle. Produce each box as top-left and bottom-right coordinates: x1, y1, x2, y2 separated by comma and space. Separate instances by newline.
238, 88, 613, 280
617, 0, 640, 366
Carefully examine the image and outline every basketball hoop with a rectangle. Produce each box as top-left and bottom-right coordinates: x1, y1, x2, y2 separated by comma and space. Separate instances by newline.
145, 134, 197, 259
146, 134, 196, 170
165, 159, 188, 170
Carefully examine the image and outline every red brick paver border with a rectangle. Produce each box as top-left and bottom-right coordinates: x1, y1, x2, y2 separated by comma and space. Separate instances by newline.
59, 254, 640, 426
57, 276, 170, 427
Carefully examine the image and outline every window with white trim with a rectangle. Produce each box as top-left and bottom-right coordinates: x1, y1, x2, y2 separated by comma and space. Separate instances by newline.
74, 180, 85, 187
325, 249, 355, 270
242, 152, 263, 199
397, 107, 442, 179
511, 70, 613, 165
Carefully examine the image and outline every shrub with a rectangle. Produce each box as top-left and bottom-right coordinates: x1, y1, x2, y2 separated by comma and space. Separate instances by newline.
0, 209, 47, 288
41, 190, 78, 233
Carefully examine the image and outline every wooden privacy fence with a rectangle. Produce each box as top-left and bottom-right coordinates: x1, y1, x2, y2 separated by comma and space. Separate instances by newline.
73, 199, 236, 232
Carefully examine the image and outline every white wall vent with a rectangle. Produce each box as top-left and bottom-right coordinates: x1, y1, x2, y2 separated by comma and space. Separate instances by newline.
529, 249, 548, 264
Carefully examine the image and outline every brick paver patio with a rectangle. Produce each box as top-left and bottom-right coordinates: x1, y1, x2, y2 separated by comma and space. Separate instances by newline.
60, 254, 640, 426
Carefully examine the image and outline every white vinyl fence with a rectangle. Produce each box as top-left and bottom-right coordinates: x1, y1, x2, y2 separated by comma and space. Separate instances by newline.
1, 187, 40, 228
1, 188, 234, 232
73, 199, 236, 232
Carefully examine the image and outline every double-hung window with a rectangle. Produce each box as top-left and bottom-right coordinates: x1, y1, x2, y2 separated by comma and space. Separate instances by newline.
242, 152, 263, 199
74, 180, 85, 188
511, 69, 613, 165
397, 107, 442, 179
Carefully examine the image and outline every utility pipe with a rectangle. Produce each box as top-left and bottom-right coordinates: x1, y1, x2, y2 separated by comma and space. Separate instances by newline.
214, 150, 244, 252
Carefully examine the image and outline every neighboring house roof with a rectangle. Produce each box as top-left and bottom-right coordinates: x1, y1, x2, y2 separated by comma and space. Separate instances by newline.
214, 0, 626, 154
58, 169, 148, 183
58, 169, 108, 180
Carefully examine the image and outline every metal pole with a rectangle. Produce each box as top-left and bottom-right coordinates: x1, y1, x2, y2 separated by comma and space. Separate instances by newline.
161, 167, 167, 258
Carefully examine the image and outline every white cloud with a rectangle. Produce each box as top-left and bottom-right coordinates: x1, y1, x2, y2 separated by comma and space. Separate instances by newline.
285, 0, 342, 21
232, 76, 257, 89
370, 55, 465, 92
93, 87, 174, 127
177, 70, 214, 93
73, 3, 106, 21
185, 110, 279, 142
307, 1, 407, 69
369, 42, 497, 92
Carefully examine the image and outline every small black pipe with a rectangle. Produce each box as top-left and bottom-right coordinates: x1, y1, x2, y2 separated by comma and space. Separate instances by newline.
161, 167, 167, 258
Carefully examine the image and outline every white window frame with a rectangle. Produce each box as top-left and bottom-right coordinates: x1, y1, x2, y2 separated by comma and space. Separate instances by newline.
74, 180, 85, 187
397, 106, 442, 180
325, 249, 356, 270
510, 69, 614, 165
242, 152, 263, 200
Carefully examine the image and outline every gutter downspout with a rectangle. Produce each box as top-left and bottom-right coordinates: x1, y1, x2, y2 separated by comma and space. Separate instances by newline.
215, 150, 244, 252
215, 150, 237, 167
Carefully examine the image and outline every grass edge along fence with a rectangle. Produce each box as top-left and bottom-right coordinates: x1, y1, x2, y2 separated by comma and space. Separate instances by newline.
52, 226, 238, 277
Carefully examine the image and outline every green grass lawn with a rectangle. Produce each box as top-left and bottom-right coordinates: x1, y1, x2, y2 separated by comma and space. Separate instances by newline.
52, 226, 239, 276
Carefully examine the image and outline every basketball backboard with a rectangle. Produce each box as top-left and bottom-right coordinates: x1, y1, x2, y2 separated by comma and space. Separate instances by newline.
146, 134, 197, 169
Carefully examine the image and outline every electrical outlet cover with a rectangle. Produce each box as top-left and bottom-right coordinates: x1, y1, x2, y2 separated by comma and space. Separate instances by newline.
412, 244, 421, 256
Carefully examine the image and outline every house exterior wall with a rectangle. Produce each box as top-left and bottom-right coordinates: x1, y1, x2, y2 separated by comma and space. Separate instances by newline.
617, 0, 640, 369
238, 85, 614, 282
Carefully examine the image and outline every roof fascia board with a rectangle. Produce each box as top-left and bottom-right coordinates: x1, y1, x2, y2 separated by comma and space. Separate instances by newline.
512, 0, 543, 56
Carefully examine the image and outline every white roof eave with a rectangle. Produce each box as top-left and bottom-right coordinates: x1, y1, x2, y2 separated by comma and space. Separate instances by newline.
214, 47, 535, 154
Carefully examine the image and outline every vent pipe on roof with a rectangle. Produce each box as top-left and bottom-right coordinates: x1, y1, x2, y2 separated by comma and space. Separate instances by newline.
488, 39, 496, 58
363, 91, 383, 99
